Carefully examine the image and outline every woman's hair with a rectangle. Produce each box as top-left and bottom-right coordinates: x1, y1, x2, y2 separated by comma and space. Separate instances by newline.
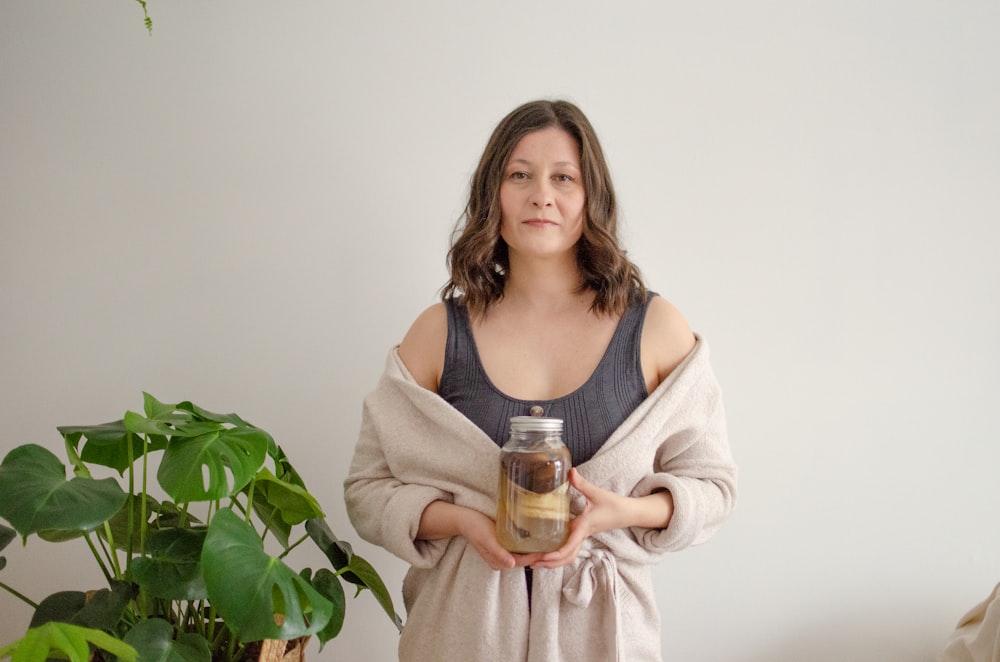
441, 99, 646, 318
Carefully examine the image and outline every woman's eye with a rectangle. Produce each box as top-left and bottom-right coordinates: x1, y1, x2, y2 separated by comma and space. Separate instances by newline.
554, 174, 574, 183
509, 171, 529, 180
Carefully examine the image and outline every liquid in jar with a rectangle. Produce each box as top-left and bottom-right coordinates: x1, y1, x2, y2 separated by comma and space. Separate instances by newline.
496, 416, 572, 553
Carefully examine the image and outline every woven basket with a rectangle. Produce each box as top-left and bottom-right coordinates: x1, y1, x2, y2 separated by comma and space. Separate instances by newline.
255, 636, 310, 662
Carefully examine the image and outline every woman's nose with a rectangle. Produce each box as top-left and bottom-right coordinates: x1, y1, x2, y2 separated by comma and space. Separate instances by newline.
529, 180, 554, 207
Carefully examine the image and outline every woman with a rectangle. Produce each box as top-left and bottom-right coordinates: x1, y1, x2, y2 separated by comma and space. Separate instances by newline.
344, 99, 737, 661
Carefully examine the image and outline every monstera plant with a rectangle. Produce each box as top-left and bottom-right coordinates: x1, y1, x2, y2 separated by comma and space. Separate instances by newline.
0, 393, 400, 662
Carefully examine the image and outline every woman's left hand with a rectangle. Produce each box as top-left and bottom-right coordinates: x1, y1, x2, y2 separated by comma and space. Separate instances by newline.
530, 468, 628, 569
531, 468, 675, 569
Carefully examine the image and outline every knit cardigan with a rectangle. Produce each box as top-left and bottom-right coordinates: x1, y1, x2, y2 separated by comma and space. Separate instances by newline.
343, 336, 737, 662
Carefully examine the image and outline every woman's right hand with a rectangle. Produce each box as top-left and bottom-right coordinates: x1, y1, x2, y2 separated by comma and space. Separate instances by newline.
458, 507, 543, 570
418, 500, 541, 571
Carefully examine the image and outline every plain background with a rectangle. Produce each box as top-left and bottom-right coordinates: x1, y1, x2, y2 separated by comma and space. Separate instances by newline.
2, 2, 998, 660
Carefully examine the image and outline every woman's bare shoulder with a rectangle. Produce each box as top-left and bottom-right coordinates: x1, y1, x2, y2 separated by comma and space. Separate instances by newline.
640, 294, 697, 391
397, 301, 448, 392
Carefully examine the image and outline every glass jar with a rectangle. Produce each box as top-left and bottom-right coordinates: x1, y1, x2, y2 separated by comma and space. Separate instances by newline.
496, 416, 572, 553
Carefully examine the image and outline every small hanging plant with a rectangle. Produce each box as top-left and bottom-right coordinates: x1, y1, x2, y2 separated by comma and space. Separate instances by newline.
135, 0, 152, 34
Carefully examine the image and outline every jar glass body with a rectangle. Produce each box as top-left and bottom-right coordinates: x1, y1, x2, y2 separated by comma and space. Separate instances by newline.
496, 416, 572, 553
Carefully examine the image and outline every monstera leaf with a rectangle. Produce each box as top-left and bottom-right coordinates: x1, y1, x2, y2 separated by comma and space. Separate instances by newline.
0, 622, 136, 662
201, 508, 333, 642
0, 445, 127, 537
131, 528, 209, 600
248, 467, 325, 548
156, 427, 269, 503
123, 618, 211, 662
306, 517, 402, 632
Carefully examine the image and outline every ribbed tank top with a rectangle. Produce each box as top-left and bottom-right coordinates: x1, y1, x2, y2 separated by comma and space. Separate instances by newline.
440, 293, 653, 464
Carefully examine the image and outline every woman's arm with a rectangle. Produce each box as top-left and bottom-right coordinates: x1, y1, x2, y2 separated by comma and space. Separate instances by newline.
640, 295, 696, 394
397, 302, 447, 392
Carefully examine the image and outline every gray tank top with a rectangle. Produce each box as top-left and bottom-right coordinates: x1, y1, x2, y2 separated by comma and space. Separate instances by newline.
440, 293, 652, 464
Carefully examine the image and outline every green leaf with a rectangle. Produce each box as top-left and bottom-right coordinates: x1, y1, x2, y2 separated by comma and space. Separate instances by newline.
309, 568, 345, 648
29, 582, 131, 631
304, 518, 356, 581
248, 488, 292, 548
251, 468, 325, 529
0, 522, 14, 552
0, 621, 136, 662
176, 400, 251, 428
123, 410, 187, 438
157, 429, 268, 502
0, 445, 127, 537
201, 508, 333, 642
122, 618, 211, 662
28, 591, 86, 627
0, 522, 12, 573
101, 493, 158, 550
58, 420, 150, 475
131, 528, 208, 600
340, 554, 402, 632
305, 518, 401, 632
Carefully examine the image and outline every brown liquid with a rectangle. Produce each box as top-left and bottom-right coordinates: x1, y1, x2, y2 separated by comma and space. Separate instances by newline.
496, 446, 571, 553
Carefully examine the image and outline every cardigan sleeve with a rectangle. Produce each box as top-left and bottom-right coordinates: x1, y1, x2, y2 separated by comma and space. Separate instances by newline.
629, 367, 738, 552
343, 389, 454, 569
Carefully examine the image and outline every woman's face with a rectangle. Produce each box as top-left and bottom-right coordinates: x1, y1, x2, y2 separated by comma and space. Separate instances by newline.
499, 126, 586, 262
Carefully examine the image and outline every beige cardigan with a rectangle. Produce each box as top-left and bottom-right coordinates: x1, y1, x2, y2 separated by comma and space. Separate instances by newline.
344, 336, 737, 661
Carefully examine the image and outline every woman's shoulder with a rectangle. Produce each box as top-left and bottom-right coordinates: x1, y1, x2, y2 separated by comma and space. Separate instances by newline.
640, 294, 697, 391
397, 301, 449, 392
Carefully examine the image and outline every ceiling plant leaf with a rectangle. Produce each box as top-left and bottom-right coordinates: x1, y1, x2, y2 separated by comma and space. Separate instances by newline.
131, 528, 208, 601
123, 618, 211, 662
0, 444, 127, 537
202, 508, 333, 643
157, 428, 268, 503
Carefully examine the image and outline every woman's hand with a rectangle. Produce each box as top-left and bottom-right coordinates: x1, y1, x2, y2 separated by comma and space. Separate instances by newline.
531, 468, 674, 569
417, 500, 541, 571
458, 508, 543, 571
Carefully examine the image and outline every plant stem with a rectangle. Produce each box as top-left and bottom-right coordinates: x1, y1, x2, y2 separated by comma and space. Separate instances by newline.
101, 521, 123, 578
279, 533, 310, 560
125, 432, 136, 572
83, 532, 115, 584
0, 582, 38, 609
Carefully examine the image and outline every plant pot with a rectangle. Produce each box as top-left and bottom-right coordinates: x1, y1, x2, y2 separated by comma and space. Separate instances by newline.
253, 636, 310, 662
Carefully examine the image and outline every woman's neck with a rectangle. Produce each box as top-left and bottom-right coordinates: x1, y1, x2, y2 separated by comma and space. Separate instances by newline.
502, 254, 589, 312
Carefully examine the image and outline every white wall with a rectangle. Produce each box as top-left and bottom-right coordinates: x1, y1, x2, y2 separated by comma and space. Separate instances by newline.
2, 2, 998, 660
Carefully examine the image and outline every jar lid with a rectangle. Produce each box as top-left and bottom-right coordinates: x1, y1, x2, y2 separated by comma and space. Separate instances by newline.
509, 416, 563, 432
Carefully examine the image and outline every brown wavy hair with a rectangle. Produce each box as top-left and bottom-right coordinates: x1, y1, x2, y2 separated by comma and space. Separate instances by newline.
441, 99, 646, 318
